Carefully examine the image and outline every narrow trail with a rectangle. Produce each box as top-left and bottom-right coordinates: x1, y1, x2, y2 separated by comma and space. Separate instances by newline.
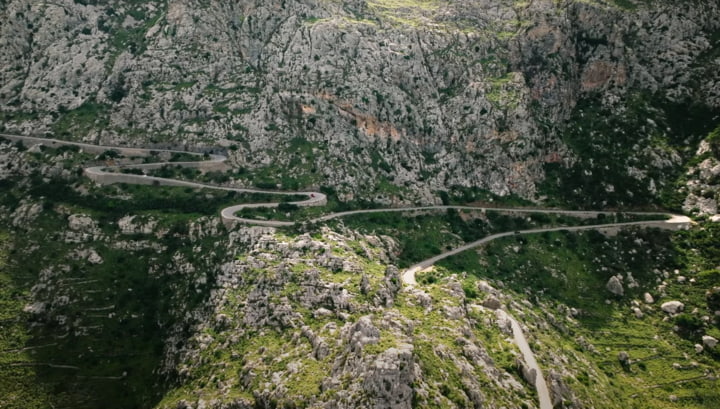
2, 133, 694, 409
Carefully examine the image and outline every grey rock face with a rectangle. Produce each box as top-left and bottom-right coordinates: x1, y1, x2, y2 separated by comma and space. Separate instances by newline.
10, 201, 43, 227
2, 0, 718, 202
360, 273, 371, 295
547, 370, 582, 409
482, 295, 502, 310
346, 315, 381, 353
118, 215, 158, 235
68, 214, 97, 231
157, 228, 559, 409
683, 151, 720, 216
70, 248, 104, 265
374, 266, 401, 307
361, 344, 415, 409
518, 359, 537, 385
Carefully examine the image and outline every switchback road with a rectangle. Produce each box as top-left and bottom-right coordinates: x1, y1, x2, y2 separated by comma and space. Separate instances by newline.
2, 133, 693, 409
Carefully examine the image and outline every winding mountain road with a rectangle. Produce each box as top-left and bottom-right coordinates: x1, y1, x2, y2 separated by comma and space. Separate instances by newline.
2, 133, 693, 409
0, 133, 691, 229
399, 216, 690, 409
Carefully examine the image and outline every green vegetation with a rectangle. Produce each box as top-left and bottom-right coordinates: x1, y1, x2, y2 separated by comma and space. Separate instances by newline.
707, 125, 720, 156
540, 92, 719, 210
362, 329, 399, 355
145, 164, 202, 180
169, 152, 206, 162
235, 179, 589, 225
102, 6, 163, 57
612, 0, 639, 11
366, 0, 442, 27
0, 110, 40, 124
431, 225, 720, 408
342, 210, 487, 266
2, 105, 717, 409
663, 124, 720, 212
155, 231, 397, 408
441, 185, 534, 206
444, 228, 674, 318
52, 102, 109, 140
0, 145, 235, 409
251, 138, 325, 190
146, 165, 244, 185
394, 284, 529, 407
339, 209, 617, 267
0, 232, 52, 409
150, 138, 326, 192
9, 176, 296, 223
486, 73, 521, 108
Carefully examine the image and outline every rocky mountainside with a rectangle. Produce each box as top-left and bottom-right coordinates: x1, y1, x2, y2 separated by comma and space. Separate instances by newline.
1, 0, 719, 203
1, 138, 719, 409
680, 126, 720, 217
2, 1, 720, 408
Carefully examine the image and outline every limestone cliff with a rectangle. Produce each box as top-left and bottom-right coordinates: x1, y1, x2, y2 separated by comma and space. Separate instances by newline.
1, 0, 718, 202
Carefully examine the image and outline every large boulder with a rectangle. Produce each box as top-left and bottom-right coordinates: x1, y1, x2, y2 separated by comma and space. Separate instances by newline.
606, 276, 624, 296
482, 296, 502, 310
345, 316, 380, 353
661, 301, 684, 314
702, 335, 718, 349
118, 215, 158, 235
361, 344, 415, 409
517, 358, 537, 385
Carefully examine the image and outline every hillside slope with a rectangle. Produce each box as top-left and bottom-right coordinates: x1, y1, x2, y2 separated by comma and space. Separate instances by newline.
1, 0, 718, 203
0, 139, 718, 409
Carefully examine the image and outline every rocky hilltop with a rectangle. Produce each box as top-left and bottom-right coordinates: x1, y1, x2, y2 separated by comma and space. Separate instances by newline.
1, 0, 719, 203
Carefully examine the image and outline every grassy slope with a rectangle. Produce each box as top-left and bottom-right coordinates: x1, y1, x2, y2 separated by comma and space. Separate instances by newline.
0, 232, 53, 409
155, 229, 540, 409
432, 226, 720, 408
0, 144, 233, 409
338, 209, 643, 268
0, 198, 169, 409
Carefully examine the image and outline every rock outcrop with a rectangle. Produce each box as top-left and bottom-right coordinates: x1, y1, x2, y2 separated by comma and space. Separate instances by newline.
606, 275, 624, 296
661, 300, 685, 314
